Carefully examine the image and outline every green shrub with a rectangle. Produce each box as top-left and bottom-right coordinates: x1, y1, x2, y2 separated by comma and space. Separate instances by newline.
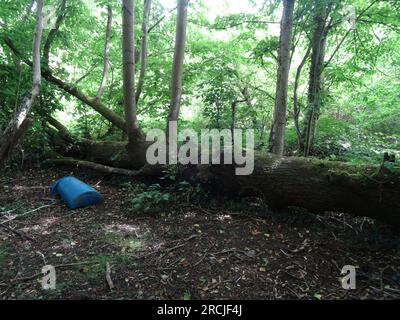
130, 184, 172, 213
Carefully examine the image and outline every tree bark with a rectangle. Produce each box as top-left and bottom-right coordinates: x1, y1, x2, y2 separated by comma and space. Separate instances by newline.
43, 115, 400, 226
135, 0, 152, 104
167, 0, 188, 128
293, 44, 311, 146
301, 0, 328, 156
270, 0, 295, 156
122, 0, 141, 144
200, 153, 400, 226
0, 0, 44, 167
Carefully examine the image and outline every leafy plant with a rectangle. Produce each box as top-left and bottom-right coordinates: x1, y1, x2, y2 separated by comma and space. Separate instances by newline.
182, 291, 192, 300
0, 249, 8, 266
130, 184, 172, 213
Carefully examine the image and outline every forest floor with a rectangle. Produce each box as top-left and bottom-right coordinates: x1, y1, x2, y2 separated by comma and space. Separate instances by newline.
0, 167, 399, 300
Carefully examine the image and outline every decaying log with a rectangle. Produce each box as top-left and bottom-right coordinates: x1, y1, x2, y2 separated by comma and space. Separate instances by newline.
200, 153, 400, 226
46, 150, 400, 226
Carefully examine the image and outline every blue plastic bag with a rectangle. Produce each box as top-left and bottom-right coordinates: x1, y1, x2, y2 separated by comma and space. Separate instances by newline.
51, 177, 103, 209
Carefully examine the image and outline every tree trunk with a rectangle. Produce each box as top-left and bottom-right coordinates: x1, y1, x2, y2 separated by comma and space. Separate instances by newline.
0, 0, 44, 167
270, 0, 295, 156
135, 0, 152, 104
43, 114, 400, 226
200, 153, 400, 226
46, 144, 400, 226
122, 0, 141, 144
293, 44, 311, 147
44, 158, 143, 176
301, 0, 328, 156
167, 0, 188, 128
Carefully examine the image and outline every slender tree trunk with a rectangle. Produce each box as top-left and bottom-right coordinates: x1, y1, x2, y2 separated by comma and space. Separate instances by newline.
301, 0, 328, 156
135, 0, 152, 104
122, 0, 140, 143
96, 5, 113, 101
0, 0, 44, 166
293, 44, 312, 147
270, 0, 295, 156
167, 0, 188, 128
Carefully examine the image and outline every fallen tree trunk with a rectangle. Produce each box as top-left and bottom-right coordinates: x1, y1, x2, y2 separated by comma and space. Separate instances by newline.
200, 153, 400, 226
45, 151, 400, 226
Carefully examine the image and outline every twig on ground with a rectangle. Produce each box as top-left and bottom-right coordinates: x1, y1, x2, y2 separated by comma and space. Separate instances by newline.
370, 286, 399, 298
36, 251, 47, 265
139, 234, 198, 259
1, 203, 55, 224
194, 241, 217, 267
0, 223, 35, 242
189, 204, 213, 215
383, 286, 400, 294
105, 262, 115, 291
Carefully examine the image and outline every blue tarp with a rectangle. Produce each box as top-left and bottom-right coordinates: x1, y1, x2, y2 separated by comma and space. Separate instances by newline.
51, 177, 103, 209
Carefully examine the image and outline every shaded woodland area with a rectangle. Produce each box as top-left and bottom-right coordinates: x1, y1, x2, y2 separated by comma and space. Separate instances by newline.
0, 0, 399, 300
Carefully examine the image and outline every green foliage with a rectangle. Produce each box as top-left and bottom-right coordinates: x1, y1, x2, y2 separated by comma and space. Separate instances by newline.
182, 291, 192, 300
310, 117, 400, 164
0, 249, 8, 266
1, 0, 400, 168
130, 184, 172, 214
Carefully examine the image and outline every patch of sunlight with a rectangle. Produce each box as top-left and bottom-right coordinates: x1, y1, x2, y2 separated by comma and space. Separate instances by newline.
52, 239, 77, 251
104, 225, 150, 253
265, 158, 284, 172
20, 217, 59, 235
120, 238, 145, 253
216, 215, 233, 222
105, 224, 141, 238
181, 96, 203, 122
